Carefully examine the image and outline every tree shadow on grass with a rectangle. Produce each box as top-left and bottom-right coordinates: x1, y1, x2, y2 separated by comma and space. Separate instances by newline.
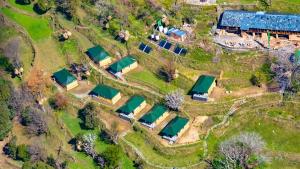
15, 0, 31, 5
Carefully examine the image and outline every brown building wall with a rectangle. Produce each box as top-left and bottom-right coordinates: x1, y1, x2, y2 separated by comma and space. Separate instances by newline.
93, 92, 121, 105
153, 112, 169, 126
121, 62, 138, 74
65, 80, 79, 91
99, 57, 112, 67
133, 101, 147, 116
176, 122, 190, 141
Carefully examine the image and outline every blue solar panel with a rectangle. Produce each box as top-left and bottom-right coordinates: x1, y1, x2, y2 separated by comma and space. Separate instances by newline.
174, 46, 181, 54
174, 46, 187, 55
159, 40, 167, 47
164, 42, 172, 50
180, 48, 187, 56
139, 43, 152, 54
144, 46, 152, 54
139, 43, 146, 51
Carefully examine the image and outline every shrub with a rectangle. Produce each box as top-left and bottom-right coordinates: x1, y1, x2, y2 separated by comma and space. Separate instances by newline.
101, 145, 121, 168
3, 136, 17, 159
17, 144, 30, 162
56, 0, 79, 20
79, 103, 99, 129
52, 93, 68, 110
0, 103, 12, 140
46, 155, 56, 167
0, 55, 14, 73
21, 107, 32, 126
0, 78, 12, 140
250, 74, 261, 87
34, 0, 52, 14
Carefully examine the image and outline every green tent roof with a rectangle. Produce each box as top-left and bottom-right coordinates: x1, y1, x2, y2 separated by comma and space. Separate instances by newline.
191, 75, 216, 94
295, 50, 300, 58
87, 45, 110, 62
118, 95, 145, 115
109, 56, 136, 73
90, 84, 120, 99
160, 116, 189, 137
53, 68, 76, 86
139, 105, 167, 124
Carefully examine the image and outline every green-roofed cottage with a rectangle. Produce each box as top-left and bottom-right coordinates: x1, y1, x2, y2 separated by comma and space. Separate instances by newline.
190, 75, 216, 101
53, 68, 78, 90
109, 56, 138, 75
86, 45, 112, 67
293, 50, 300, 65
89, 84, 121, 104
139, 105, 169, 129
159, 116, 190, 143
117, 95, 146, 119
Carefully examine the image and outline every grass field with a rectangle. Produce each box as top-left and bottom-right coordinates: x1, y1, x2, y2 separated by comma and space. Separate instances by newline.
124, 131, 204, 167
205, 101, 300, 168
57, 110, 135, 169
217, 0, 300, 13
127, 69, 178, 94
1, 8, 51, 41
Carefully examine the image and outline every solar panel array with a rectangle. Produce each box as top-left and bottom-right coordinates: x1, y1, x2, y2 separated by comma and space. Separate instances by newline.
159, 40, 172, 50
147, 37, 188, 56
139, 43, 152, 54
174, 46, 187, 56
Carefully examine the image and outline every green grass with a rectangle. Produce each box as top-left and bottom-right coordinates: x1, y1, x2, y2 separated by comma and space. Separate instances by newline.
69, 152, 98, 169
58, 111, 82, 135
268, 159, 300, 169
60, 39, 82, 63
127, 69, 178, 94
57, 111, 135, 169
124, 132, 204, 167
0, 25, 17, 41
207, 112, 300, 156
19, 37, 34, 77
1, 8, 51, 41
217, 0, 300, 13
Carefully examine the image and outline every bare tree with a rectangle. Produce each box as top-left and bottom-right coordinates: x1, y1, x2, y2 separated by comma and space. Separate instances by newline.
25, 107, 48, 136
165, 90, 184, 111
159, 59, 177, 83
9, 85, 36, 116
26, 68, 51, 101
28, 144, 46, 162
217, 132, 266, 169
75, 133, 98, 158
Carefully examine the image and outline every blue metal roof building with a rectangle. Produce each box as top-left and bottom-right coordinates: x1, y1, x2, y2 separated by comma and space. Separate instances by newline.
219, 10, 300, 32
